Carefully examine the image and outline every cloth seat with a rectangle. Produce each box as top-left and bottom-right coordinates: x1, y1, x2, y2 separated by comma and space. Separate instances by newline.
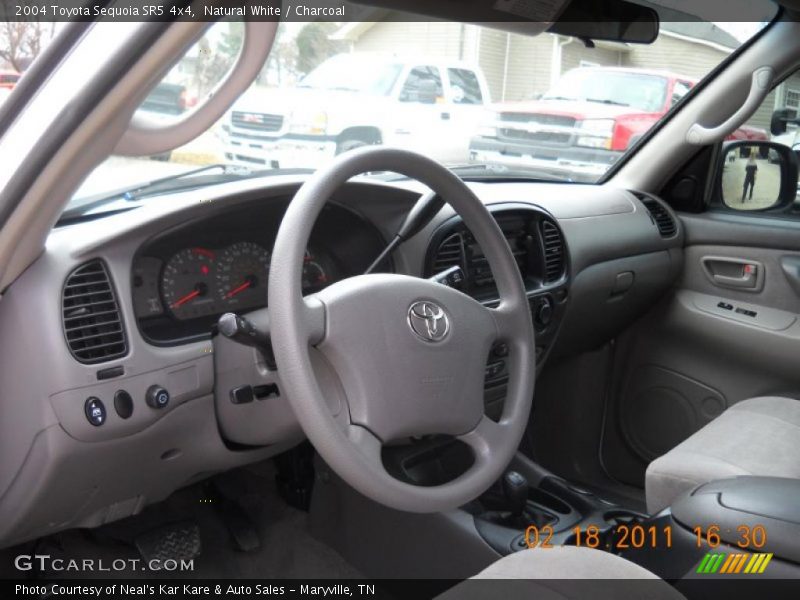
437, 546, 684, 599
646, 396, 800, 513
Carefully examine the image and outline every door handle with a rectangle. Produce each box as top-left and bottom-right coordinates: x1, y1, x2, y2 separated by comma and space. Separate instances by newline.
712, 272, 757, 288
441, 112, 451, 120
701, 256, 763, 291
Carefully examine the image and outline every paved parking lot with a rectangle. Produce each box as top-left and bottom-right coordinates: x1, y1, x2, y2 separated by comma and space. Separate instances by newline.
721, 155, 781, 210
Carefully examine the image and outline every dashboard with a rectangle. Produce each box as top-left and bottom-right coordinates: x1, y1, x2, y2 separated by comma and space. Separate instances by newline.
0, 176, 683, 548
131, 199, 390, 343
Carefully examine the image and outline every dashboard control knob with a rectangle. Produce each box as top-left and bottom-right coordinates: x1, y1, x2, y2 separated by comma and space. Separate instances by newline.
146, 385, 170, 409
535, 298, 553, 327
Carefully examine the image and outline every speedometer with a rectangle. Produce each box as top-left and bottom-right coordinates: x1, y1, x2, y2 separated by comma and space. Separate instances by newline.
216, 242, 271, 311
161, 247, 217, 320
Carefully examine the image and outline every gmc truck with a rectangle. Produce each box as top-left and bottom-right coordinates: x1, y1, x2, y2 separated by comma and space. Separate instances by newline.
223, 53, 491, 168
469, 66, 768, 182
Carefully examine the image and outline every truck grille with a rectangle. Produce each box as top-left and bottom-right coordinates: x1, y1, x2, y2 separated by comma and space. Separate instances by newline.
231, 111, 284, 133
497, 112, 576, 145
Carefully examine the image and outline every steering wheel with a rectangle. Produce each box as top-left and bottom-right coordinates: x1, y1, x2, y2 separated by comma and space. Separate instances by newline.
268, 147, 535, 513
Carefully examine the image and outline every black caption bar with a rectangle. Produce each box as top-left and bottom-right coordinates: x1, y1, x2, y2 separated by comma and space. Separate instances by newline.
1, 1, 370, 22
0, 0, 786, 23
6, 578, 800, 600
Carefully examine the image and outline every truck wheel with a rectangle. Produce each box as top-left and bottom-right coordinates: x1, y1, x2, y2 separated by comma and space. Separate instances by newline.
335, 138, 369, 155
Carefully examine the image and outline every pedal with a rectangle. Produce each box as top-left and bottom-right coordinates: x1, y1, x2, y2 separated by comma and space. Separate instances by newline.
203, 479, 261, 553
215, 498, 260, 553
135, 520, 201, 564
274, 442, 315, 511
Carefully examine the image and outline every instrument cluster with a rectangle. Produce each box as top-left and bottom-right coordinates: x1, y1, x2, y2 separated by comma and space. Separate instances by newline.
154, 242, 333, 321
130, 198, 389, 344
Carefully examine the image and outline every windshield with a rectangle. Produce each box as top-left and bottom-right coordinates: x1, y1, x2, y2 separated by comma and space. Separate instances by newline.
297, 55, 403, 95
1, 8, 776, 212
542, 69, 669, 112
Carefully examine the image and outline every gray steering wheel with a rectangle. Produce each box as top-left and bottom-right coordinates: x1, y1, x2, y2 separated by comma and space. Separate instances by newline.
268, 147, 535, 513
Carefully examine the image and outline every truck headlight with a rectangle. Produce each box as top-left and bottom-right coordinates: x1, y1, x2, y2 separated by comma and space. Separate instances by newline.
290, 111, 328, 135
576, 119, 615, 149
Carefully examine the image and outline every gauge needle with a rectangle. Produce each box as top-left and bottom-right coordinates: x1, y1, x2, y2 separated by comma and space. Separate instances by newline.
226, 280, 252, 298
171, 289, 201, 308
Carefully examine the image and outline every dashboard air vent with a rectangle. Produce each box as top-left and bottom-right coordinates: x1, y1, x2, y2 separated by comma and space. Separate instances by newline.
431, 233, 463, 273
541, 219, 565, 283
62, 260, 127, 364
638, 194, 677, 238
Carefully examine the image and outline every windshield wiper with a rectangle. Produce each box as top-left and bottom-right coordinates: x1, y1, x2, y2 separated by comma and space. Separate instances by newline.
586, 97, 630, 107
59, 164, 313, 224
117, 164, 253, 200
375, 163, 572, 183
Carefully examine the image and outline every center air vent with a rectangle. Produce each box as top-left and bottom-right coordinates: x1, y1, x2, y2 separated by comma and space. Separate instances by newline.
428, 210, 569, 298
62, 260, 127, 364
431, 233, 464, 273
541, 219, 565, 283
636, 193, 677, 238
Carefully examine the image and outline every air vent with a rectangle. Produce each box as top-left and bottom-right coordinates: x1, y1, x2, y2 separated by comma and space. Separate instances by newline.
62, 261, 127, 364
431, 233, 463, 273
637, 194, 677, 238
541, 219, 565, 283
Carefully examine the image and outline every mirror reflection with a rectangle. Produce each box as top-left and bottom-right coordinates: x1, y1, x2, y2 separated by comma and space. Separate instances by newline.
721, 144, 783, 210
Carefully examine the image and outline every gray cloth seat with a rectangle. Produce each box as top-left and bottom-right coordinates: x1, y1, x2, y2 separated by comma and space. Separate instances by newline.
437, 546, 684, 599
646, 396, 800, 513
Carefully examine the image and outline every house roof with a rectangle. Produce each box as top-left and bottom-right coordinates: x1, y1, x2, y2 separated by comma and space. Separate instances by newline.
660, 22, 740, 50
333, 15, 742, 53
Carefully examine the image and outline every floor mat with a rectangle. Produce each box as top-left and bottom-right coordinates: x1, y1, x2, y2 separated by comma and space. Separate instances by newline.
2, 462, 363, 580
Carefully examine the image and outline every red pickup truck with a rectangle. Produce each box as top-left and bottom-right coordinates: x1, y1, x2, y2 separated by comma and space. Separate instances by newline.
469, 67, 768, 182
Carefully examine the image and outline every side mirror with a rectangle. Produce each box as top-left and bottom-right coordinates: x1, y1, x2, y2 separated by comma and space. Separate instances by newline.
417, 79, 439, 104
717, 141, 798, 211
770, 107, 798, 136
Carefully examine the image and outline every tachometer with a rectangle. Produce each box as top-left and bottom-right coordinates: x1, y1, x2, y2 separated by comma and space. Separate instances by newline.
216, 242, 271, 311
161, 247, 217, 320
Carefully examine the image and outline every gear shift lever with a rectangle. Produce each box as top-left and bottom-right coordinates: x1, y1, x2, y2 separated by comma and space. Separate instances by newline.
502, 471, 529, 518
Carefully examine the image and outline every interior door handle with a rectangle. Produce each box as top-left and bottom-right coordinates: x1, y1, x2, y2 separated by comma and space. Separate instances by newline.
712, 272, 756, 288
701, 256, 763, 291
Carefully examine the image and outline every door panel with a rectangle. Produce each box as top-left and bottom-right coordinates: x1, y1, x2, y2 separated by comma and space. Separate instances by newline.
601, 214, 800, 487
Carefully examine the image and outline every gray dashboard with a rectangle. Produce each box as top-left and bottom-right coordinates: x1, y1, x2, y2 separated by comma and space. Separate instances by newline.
0, 175, 682, 547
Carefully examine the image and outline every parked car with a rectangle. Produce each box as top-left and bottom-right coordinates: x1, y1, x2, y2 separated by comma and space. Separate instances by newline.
469, 67, 769, 182
0, 69, 20, 90
223, 53, 491, 168
140, 80, 194, 115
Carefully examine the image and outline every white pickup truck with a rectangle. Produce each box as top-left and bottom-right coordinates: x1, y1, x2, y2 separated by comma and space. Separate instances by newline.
223, 53, 491, 168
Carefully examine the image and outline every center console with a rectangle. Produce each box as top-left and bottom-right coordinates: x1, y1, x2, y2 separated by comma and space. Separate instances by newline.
466, 456, 647, 556
619, 476, 800, 581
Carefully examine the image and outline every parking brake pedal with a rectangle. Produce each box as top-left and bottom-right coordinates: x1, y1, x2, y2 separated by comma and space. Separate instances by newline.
134, 520, 201, 564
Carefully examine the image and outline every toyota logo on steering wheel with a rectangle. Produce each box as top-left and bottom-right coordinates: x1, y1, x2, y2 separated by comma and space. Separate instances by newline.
407, 301, 450, 342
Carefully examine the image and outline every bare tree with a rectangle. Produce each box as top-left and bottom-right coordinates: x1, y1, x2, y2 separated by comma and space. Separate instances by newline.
0, 21, 56, 71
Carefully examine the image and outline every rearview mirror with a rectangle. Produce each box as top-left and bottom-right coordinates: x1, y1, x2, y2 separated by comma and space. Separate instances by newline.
356, 0, 659, 44
718, 141, 799, 211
